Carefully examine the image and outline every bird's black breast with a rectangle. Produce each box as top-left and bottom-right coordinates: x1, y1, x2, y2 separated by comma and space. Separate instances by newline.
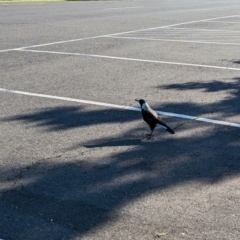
142, 110, 158, 129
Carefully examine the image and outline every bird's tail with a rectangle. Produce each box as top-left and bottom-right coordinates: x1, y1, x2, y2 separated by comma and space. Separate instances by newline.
160, 122, 175, 134
166, 126, 175, 134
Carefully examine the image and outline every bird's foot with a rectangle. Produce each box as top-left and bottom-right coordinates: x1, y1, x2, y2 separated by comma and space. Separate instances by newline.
146, 134, 153, 139
141, 136, 154, 142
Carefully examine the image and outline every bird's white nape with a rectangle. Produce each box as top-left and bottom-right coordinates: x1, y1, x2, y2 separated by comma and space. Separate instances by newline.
142, 103, 149, 111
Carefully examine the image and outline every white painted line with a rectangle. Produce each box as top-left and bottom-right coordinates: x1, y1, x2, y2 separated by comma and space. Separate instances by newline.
1, 87, 240, 128
0, 48, 22, 53
205, 20, 240, 24
0, 34, 117, 53
171, 27, 240, 33
102, 6, 144, 10
206, 1, 227, 3
1, 13, 239, 52
107, 35, 240, 46
78, 14, 240, 38
17, 49, 240, 71
13, 35, 107, 50
0, 87, 139, 111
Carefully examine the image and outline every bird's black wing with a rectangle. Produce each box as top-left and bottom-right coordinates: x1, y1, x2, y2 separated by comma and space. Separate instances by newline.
148, 107, 175, 134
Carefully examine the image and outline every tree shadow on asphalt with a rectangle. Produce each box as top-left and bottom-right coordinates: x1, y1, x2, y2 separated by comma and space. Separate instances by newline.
160, 77, 240, 117
1, 106, 139, 132
1, 77, 240, 240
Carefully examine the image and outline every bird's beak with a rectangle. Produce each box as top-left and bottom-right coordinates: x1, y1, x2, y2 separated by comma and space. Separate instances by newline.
135, 99, 140, 102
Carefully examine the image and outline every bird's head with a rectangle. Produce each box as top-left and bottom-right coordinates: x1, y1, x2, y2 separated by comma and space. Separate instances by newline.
135, 99, 146, 106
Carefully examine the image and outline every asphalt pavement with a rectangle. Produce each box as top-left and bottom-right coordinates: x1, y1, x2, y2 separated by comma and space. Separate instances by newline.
1, 0, 240, 239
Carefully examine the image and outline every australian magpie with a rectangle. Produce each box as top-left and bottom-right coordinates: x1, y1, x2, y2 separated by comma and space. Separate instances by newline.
135, 99, 175, 138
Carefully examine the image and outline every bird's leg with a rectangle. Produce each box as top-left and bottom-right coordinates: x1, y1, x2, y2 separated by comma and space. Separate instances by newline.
146, 130, 153, 139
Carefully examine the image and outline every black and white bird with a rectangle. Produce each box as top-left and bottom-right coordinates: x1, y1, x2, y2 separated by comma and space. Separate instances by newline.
135, 99, 175, 138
